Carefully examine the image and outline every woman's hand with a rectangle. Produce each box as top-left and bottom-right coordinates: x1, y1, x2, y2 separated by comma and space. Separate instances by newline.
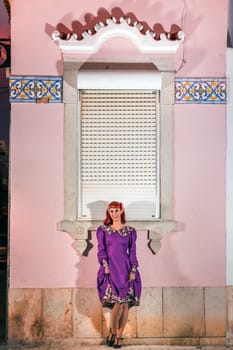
129, 271, 136, 281
104, 266, 110, 275
102, 259, 110, 274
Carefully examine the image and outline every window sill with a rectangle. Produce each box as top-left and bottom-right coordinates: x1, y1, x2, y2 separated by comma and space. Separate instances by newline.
57, 219, 177, 255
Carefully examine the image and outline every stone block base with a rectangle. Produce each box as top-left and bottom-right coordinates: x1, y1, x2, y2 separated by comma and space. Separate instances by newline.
8, 287, 227, 346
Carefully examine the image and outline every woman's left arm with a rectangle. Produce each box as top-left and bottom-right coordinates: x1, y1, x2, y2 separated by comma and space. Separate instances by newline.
129, 228, 139, 274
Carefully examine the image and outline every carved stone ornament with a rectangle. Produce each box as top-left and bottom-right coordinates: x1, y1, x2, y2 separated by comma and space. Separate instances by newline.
52, 16, 184, 56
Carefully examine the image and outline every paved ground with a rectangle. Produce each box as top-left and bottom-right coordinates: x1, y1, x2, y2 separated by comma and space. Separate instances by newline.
1, 348, 231, 350
0, 344, 232, 350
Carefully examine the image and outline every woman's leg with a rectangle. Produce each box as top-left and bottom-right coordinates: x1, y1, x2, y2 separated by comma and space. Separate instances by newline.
110, 303, 123, 334
113, 303, 129, 347
117, 303, 128, 337
107, 303, 123, 346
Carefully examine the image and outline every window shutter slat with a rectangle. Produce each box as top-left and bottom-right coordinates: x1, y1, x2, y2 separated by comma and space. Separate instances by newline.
79, 89, 160, 220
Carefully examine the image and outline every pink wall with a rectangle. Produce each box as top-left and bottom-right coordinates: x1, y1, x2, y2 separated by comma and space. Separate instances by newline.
10, 104, 78, 288
173, 104, 226, 286
10, 0, 227, 288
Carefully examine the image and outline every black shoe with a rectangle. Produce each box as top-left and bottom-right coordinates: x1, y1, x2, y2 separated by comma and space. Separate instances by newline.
106, 329, 116, 347
113, 337, 123, 348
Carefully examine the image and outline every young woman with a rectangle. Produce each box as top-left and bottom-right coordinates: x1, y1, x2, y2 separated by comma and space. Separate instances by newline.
96, 201, 142, 348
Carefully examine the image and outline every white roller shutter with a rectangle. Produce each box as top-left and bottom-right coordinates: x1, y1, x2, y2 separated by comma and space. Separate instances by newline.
78, 89, 160, 221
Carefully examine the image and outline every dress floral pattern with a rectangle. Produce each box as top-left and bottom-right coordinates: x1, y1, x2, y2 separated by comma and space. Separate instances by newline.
96, 225, 142, 309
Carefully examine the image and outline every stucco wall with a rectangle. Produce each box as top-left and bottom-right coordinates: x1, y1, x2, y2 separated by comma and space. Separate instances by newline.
9, 0, 227, 289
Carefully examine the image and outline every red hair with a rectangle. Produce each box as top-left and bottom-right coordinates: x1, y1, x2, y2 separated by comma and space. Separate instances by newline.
103, 201, 126, 225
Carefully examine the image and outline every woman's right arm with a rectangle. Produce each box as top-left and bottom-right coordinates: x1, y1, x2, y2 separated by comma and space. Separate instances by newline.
96, 226, 110, 274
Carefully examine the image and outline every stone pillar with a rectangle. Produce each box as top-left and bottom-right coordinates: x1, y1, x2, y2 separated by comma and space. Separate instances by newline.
226, 286, 233, 345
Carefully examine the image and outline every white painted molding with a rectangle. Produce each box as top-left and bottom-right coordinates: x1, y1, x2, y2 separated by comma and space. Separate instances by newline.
77, 69, 161, 89
52, 17, 184, 55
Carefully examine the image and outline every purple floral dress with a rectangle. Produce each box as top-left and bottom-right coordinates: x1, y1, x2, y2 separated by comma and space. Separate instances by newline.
96, 225, 142, 309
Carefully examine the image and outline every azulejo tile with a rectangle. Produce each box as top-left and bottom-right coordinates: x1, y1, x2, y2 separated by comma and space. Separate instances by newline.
9, 76, 36, 102
10, 76, 226, 104
175, 78, 227, 104
9, 76, 63, 103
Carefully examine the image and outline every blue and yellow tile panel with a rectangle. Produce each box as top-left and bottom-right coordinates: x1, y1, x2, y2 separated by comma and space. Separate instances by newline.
175, 78, 226, 104
9, 76, 62, 103
9, 76, 226, 104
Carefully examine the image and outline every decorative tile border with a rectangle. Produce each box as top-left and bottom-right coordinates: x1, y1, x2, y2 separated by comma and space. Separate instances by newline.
9, 76, 226, 104
175, 78, 227, 104
9, 76, 63, 103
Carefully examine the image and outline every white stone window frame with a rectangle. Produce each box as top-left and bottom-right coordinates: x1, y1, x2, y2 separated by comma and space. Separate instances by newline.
53, 19, 184, 253
58, 58, 176, 254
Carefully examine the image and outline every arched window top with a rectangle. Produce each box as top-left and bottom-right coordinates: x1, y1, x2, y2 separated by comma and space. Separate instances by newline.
52, 16, 184, 55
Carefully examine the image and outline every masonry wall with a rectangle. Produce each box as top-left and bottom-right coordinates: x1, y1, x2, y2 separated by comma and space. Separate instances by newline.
8, 287, 226, 346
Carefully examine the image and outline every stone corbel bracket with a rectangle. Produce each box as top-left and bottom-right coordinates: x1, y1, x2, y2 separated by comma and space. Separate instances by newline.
58, 220, 93, 255
52, 17, 184, 55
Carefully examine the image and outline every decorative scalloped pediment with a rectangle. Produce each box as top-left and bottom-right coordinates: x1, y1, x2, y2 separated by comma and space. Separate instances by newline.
52, 16, 184, 55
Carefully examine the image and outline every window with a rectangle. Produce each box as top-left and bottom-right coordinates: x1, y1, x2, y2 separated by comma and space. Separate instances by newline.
59, 62, 176, 253
78, 89, 160, 221
53, 19, 182, 252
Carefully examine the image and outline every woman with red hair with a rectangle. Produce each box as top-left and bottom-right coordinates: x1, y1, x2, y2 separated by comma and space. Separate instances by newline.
96, 201, 141, 348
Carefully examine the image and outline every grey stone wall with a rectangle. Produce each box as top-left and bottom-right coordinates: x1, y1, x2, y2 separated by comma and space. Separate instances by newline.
8, 287, 227, 346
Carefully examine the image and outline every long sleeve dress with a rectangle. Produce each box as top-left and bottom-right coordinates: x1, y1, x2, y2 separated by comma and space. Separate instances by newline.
96, 224, 142, 309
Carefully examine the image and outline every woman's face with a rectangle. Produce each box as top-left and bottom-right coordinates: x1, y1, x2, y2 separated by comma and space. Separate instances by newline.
108, 207, 123, 222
